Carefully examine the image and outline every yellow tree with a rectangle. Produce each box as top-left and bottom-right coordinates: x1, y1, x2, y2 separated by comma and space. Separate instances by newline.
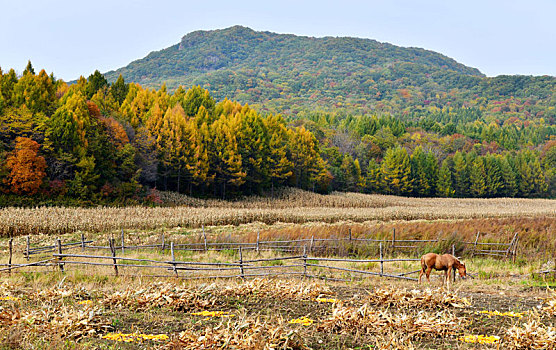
265, 114, 293, 194
210, 114, 246, 198
158, 104, 187, 191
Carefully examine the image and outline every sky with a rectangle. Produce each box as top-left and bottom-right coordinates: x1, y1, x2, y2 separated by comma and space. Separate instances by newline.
1, 0, 555, 81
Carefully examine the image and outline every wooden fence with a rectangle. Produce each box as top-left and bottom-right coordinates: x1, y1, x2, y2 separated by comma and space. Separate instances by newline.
23, 228, 519, 259
6, 230, 519, 281
9, 238, 423, 282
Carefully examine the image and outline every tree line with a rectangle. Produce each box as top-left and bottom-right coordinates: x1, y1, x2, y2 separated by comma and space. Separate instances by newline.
0, 63, 554, 205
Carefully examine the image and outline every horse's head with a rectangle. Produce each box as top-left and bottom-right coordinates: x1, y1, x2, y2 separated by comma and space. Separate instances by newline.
457, 261, 467, 279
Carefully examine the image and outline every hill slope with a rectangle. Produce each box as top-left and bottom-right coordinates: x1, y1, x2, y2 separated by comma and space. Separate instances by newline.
105, 26, 490, 113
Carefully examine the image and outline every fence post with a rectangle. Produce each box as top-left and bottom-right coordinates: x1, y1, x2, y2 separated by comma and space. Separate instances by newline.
512, 235, 519, 263
391, 228, 396, 253
506, 232, 518, 261
109, 238, 118, 276
379, 242, 383, 277
239, 247, 245, 279
121, 229, 125, 255
8, 238, 13, 275
203, 225, 207, 253
451, 244, 456, 282
349, 228, 352, 241
471, 231, 480, 257
303, 246, 307, 278
80, 233, 85, 252
57, 238, 64, 273
171, 242, 178, 277
161, 234, 165, 252
309, 235, 314, 254
26, 236, 30, 261
256, 231, 260, 253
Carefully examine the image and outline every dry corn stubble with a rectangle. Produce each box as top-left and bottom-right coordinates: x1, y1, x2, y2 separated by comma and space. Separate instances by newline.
364, 287, 471, 309
319, 303, 469, 339
505, 317, 556, 349
216, 278, 332, 299
544, 291, 556, 316
159, 316, 309, 350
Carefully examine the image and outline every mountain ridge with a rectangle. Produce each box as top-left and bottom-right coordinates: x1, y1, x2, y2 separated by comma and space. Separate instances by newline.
104, 26, 495, 113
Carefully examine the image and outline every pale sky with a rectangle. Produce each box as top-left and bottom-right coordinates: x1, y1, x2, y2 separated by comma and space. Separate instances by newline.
1, 0, 555, 81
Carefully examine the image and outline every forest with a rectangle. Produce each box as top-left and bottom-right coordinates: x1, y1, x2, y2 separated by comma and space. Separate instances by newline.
0, 62, 554, 205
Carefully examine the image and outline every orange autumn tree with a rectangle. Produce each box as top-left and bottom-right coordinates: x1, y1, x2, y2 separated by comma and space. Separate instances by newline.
4, 137, 47, 195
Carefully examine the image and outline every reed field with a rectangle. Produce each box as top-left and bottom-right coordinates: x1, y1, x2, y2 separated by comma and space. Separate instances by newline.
1, 189, 555, 237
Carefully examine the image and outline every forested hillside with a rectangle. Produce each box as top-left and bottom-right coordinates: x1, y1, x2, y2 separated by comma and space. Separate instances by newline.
104, 26, 555, 117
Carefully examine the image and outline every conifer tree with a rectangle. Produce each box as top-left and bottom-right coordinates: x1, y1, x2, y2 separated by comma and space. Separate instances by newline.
469, 157, 487, 197
484, 154, 502, 197
110, 74, 129, 105
265, 114, 293, 194
381, 146, 412, 195
499, 155, 518, 197
436, 159, 454, 197
23, 60, 35, 75
452, 151, 468, 196
365, 159, 381, 193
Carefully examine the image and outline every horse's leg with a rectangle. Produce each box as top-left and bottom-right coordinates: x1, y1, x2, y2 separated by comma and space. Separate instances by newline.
426, 267, 432, 284
446, 267, 452, 289
419, 269, 423, 284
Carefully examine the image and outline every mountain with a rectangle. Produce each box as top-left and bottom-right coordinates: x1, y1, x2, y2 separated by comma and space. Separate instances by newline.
104, 26, 491, 113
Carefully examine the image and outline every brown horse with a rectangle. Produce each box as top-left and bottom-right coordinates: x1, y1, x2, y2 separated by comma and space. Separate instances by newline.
419, 253, 466, 287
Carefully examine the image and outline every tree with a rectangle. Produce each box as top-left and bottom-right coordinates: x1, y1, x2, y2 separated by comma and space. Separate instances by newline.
210, 115, 246, 198
12, 69, 56, 116
181, 86, 215, 117
484, 154, 502, 197
23, 60, 35, 75
86, 70, 108, 99
339, 154, 363, 192
436, 159, 454, 197
381, 147, 412, 196
411, 146, 431, 196
265, 114, 293, 194
452, 151, 468, 197
4, 137, 46, 195
46, 91, 92, 158
110, 74, 129, 105
365, 159, 382, 193
469, 157, 487, 197
0, 68, 18, 111
288, 126, 327, 190
499, 155, 518, 197
516, 151, 547, 197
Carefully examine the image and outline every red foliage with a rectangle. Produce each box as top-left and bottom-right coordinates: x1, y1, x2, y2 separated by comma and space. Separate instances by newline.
48, 179, 67, 197
100, 116, 129, 149
100, 183, 116, 197
4, 137, 47, 195
87, 101, 102, 118
146, 188, 163, 205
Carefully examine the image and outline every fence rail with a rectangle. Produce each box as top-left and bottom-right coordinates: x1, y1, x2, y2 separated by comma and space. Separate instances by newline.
22, 229, 518, 259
